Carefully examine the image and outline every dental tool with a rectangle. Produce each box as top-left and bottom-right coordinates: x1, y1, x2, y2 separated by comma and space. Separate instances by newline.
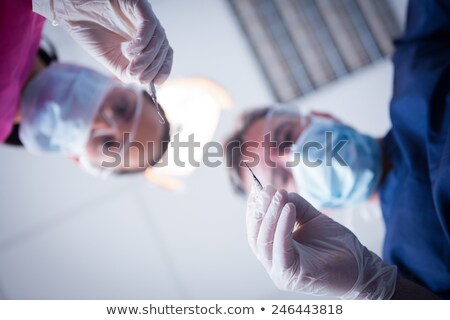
244, 162, 263, 192
149, 82, 165, 124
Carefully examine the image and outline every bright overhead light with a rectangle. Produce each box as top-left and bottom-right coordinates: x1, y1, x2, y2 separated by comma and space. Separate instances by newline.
145, 77, 232, 190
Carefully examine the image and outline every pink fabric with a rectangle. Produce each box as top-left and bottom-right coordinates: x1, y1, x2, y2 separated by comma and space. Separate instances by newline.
0, 0, 45, 141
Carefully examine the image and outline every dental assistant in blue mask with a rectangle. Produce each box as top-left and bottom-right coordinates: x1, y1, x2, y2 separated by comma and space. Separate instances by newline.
225, 0, 450, 298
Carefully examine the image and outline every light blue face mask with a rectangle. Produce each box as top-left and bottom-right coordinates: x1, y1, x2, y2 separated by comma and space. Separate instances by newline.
19, 63, 116, 156
290, 116, 382, 209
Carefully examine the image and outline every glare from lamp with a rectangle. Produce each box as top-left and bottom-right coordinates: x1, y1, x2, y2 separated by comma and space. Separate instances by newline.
145, 77, 232, 188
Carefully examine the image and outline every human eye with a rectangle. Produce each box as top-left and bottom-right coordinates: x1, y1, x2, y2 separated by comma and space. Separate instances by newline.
100, 98, 135, 125
277, 124, 295, 153
111, 99, 129, 120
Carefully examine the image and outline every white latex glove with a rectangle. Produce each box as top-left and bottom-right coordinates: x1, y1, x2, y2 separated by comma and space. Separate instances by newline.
33, 0, 173, 85
246, 185, 397, 299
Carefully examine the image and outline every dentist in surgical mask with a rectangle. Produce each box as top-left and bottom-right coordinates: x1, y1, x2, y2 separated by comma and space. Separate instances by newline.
227, 0, 449, 299
23, 63, 169, 174
225, 105, 440, 299
224, 106, 386, 209
13, 61, 171, 176
1, 0, 172, 146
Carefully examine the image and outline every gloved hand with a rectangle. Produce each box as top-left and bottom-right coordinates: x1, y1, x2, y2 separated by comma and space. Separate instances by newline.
246, 185, 397, 299
33, 0, 173, 85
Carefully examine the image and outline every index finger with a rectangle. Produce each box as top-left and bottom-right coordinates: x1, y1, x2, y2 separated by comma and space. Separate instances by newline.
124, 1, 159, 54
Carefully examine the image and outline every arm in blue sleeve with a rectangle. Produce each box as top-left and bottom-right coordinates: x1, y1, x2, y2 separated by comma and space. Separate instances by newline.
393, 0, 450, 97
390, 0, 450, 246
401, 0, 450, 42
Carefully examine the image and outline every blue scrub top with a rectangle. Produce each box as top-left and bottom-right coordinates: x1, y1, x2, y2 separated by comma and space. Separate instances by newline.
380, 0, 450, 298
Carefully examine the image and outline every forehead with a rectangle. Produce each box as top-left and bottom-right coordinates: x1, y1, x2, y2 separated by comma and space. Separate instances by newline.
242, 113, 299, 144
101, 86, 137, 106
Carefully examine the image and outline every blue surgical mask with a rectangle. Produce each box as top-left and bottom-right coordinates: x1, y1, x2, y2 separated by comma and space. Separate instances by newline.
290, 116, 382, 208
19, 63, 116, 156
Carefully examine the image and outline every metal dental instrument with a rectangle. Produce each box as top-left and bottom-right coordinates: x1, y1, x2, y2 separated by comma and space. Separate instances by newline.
149, 82, 165, 124
244, 162, 263, 192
